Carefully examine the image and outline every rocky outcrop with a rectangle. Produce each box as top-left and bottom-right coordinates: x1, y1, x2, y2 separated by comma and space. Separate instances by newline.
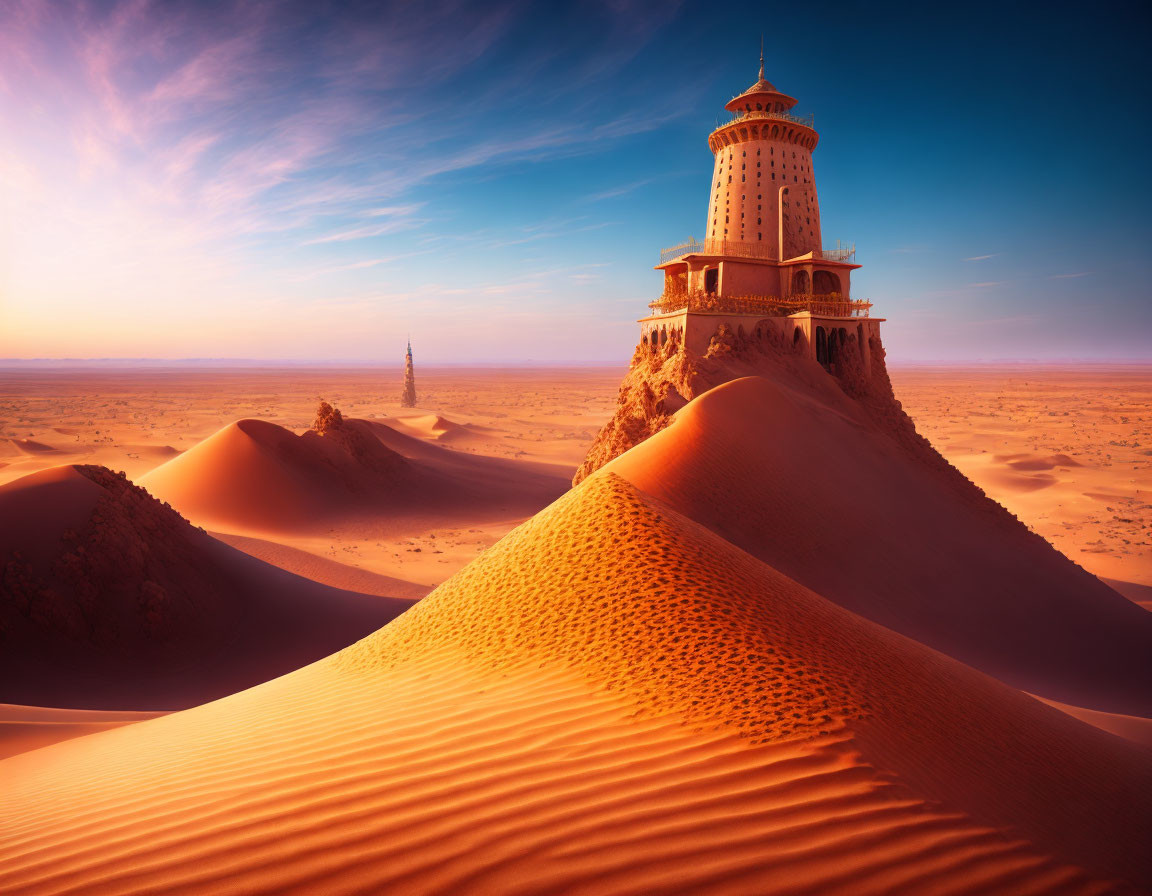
577, 321, 865, 483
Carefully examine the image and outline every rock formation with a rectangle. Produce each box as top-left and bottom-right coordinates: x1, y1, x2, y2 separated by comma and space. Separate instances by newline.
312, 399, 343, 434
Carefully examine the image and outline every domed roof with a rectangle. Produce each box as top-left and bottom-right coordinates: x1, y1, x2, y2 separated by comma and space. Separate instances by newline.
724, 50, 798, 113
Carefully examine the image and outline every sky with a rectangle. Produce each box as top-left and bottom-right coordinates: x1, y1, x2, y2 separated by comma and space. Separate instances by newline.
1, 0, 1150, 363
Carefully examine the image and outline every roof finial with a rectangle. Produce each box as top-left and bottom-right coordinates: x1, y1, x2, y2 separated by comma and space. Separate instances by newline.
759, 35, 764, 81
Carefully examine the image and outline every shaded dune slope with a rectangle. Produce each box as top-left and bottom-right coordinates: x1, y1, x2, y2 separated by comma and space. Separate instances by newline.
1, 474, 1147, 894
606, 376, 1152, 717
140, 416, 567, 533
0, 465, 412, 710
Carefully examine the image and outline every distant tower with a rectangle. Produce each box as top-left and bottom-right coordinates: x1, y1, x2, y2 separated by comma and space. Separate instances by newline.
400, 340, 417, 408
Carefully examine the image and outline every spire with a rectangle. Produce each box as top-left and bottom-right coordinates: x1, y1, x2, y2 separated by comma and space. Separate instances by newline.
401, 338, 417, 408
759, 35, 764, 81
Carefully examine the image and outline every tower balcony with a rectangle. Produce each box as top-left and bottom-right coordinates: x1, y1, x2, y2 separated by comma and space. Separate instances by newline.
726, 109, 814, 129
648, 290, 872, 319
659, 239, 856, 266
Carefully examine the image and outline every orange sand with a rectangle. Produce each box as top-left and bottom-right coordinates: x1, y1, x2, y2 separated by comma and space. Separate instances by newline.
891, 365, 1152, 588
1, 364, 1144, 591
0, 367, 618, 588
1, 472, 1148, 894
0, 705, 165, 761
2, 363, 1149, 893
604, 376, 1152, 716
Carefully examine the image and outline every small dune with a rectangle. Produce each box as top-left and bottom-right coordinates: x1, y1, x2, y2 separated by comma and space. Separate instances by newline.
5, 438, 56, 454
997, 453, 1084, 471
140, 412, 569, 535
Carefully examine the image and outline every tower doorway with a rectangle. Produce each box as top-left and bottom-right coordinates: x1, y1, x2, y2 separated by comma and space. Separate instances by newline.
792, 270, 810, 295
704, 268, 718, 294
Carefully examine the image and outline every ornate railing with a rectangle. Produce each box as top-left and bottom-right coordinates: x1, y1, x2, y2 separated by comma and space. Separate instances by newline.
648, 291, 872, 318
726, 109, 815, 129
659, 239, 705, 264
815, 243, 856, 262
659, 239, 856, 265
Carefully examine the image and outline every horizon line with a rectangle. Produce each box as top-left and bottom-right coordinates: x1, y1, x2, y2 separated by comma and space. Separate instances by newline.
2, 357, 1151, 369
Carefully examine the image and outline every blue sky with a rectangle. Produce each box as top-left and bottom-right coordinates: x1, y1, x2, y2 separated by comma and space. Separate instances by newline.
1, 0, 1149, 362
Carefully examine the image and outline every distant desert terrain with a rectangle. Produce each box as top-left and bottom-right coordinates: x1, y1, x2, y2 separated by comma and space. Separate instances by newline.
890, 365, 1152, 596
1, 364, 1147, 596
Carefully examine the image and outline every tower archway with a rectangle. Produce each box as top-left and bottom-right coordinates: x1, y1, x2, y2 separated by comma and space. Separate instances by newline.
791, 270, 810, 295
813, 270, 841, 295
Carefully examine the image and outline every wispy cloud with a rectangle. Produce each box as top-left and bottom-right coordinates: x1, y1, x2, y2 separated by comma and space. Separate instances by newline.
0, 0, 695, 359
583, 178, 655, 202
967, 281, 1007, 288
964, 254, 999, 261
303, 217, 426, 245
1048, 271, 1093, 279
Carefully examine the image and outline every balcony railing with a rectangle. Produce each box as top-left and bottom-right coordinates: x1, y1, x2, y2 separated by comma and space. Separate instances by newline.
725, 109, 815, 129
659, 239, 856, 265
649, 291, 872, 319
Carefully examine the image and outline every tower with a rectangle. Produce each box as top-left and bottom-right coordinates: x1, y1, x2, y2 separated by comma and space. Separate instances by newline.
642, 54, 881, 373
400, 339, 417, 408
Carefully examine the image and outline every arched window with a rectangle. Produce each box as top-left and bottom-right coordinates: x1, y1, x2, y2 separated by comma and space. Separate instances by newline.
791, 270, 810, 295
812, 270, 841, 295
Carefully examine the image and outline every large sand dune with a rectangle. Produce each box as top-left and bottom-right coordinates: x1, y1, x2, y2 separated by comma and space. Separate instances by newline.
0, 465, 412, 709
1, 473, 1148, 894
140, 414, 568, 535
605, 376, 1152, 717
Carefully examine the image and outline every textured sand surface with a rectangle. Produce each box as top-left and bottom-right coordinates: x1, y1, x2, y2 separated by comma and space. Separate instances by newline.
1, 473, 1148, 895
605, 376, 1152, 716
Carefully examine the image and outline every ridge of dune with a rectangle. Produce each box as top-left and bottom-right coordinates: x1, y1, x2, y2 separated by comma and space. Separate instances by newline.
597, 368, 1152, 717
138, 416, 413, 532
1, 473, 1147, 894
0, 464, 413, 710
0, 705, 166, 760
211, 530, 432, 599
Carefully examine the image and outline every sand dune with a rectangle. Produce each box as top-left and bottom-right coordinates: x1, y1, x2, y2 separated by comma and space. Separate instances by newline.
140, 414, 568, 535
605, 377, 1152, 716
1032, 696, 1152, 747
4, 438, 58, 455
0, 465, 413, 710
1, 473, 1148, 894
380, 412, 497, 445
0, 705, 165, 760
213, 530, 431, 599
